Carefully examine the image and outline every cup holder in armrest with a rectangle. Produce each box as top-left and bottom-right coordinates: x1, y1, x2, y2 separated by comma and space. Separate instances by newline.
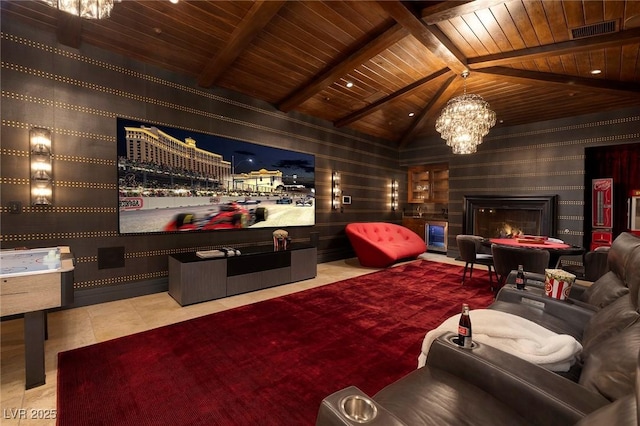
339, 395, 378, 423
446, 335, 478, 349
318, 386, 407, 426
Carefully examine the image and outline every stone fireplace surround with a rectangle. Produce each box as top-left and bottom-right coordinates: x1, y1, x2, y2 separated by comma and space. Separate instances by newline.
463, 195, 558, 238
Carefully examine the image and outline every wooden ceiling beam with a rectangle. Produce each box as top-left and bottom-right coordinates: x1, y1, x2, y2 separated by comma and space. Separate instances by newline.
277, 23, 409, 113
476, 66, 640, 96
197, 0, 286, 88
335, 68, 452, 128
55, 10, 82, 48
378, 0, 467, 74
469, 27, 640, 69
398, 74, 462, 148
420, 0, 508, 24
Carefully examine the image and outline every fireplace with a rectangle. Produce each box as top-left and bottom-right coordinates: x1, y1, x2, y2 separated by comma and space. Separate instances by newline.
464, 195, 558, 238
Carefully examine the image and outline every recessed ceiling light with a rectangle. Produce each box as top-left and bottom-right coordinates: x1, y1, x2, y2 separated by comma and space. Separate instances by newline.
169, 0, 179, 3
345, 81, 354, 88
590, 69, 602, 75
408, 112, 415, 117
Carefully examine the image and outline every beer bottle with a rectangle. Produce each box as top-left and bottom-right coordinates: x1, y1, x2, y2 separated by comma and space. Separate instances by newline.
516, 264, 526, 290
457, 303, 472, 348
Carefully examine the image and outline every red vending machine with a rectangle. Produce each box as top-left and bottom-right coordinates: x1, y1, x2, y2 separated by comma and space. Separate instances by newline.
591, 178, 613, 250
628, 189, 640, 237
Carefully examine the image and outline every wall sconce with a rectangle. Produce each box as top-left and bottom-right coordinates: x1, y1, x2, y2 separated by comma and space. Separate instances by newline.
331, 171, 341, 210
391, 179, 398, 211
30, 127, 53, 206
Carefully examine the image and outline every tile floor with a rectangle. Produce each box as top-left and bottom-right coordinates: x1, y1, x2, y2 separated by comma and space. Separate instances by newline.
0, 253, 457, 425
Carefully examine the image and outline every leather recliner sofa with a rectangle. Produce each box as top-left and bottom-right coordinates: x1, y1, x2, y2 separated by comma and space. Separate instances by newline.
316, 233, 640, 425
317, 331, 640, 425
561, 246, 610, 282
501, 231, 639, 308
507, 232, 640, 302
490, 232, 640, 342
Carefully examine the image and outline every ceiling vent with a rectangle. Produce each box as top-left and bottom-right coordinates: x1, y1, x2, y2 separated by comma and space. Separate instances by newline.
570, 20, 618, 39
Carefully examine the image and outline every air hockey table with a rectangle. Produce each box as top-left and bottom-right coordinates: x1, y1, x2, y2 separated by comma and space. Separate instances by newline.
1, 246, 74, 389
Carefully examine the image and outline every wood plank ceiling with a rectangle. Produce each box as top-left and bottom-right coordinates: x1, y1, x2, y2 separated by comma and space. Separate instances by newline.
3, 0, 640, 146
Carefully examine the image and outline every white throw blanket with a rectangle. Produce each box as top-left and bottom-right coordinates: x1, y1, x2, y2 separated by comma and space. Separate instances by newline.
417, 309, 582, 372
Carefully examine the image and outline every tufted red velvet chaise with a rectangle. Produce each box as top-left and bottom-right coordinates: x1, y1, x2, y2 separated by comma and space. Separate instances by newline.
345, 222, 427, 268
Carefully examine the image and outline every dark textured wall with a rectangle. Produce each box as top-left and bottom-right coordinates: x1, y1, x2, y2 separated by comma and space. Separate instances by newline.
401, 107, 640, 257
0, 17, 403, 305
3, 15, 639, 306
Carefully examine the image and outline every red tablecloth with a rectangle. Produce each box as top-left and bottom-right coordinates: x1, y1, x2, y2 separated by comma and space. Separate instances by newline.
486, 238, 583, 268
489, 238, 571, 250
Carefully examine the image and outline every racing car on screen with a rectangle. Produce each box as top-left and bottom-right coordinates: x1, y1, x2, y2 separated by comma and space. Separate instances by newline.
296, 196, 314, 207
236, 198, 261, 205
163, 202, 268, 231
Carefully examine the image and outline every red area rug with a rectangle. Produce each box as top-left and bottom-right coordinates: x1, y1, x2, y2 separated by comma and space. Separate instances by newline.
57, 260, 493, 425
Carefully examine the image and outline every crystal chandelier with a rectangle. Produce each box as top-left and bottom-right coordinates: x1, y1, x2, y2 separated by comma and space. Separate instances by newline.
435, 71, 496, 155
40, 0, 120, 19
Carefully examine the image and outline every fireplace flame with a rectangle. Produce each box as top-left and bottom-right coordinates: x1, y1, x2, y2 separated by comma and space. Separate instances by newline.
499, 223, 524, 238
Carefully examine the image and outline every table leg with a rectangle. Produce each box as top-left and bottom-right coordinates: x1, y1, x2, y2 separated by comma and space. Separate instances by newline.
24, 310, 46, 389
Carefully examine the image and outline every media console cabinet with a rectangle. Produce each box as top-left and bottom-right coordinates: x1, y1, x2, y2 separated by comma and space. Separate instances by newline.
168, 243, 317, 306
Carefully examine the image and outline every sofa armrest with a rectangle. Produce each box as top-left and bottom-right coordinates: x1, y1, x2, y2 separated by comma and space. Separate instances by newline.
506, 270, 547, 286
316, 386, 408, 426
505, 270, 590, 299
426, 332, 610, 424
492, 286, 596, 339
497, 283, 596, 314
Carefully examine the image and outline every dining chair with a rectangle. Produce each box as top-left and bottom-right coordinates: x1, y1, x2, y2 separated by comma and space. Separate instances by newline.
456, 235, 494, 288
561, 246, 610, 282
491, 243, 550, 288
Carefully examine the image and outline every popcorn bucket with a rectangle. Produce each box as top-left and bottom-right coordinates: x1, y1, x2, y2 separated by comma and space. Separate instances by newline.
544, 269, 576, 300
273, 237, 286, 251
273, 229, 289, 251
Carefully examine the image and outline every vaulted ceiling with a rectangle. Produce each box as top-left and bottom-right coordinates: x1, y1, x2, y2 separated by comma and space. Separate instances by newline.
4, 0, 640, 146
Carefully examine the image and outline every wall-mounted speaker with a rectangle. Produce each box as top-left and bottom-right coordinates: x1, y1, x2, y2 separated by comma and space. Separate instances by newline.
98, 246, 125, 269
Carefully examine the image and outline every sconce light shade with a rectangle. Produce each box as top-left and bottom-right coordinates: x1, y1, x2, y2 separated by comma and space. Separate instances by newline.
30, 127, 53, 206
391, 179, 398, 211
331, 171, 341, 210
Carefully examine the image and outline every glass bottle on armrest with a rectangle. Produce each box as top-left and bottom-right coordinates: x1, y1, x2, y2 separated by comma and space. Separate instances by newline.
516, 264, 526, 290
457, 303, 472, 348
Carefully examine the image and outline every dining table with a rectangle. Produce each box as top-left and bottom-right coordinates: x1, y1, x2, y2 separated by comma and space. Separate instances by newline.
486, 238, 585, 268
